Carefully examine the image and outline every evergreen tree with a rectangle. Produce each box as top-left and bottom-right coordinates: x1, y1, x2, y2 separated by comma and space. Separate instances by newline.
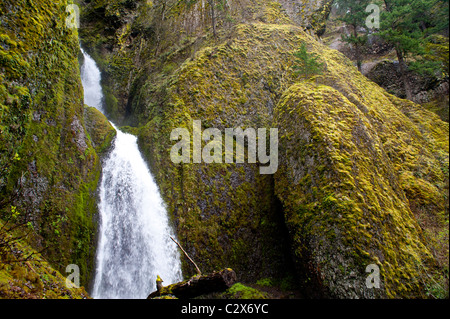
293, 42, 324, 80
380, 0, 448, 100
207, 0, 229, 38
336, 0, 372, 72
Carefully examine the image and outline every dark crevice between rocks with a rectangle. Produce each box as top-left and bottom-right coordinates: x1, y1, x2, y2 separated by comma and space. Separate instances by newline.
268, 177, 305, 298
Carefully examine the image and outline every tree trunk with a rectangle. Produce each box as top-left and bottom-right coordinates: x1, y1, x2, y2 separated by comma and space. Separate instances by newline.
147, 268, 237, 299
396, 47, 413, 100
208, 0, 216, 38
353, 24, 362, 72
383, 0, 391, 12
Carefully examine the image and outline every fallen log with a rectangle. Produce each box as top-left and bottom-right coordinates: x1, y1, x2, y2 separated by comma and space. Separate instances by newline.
147, 268, 236, 299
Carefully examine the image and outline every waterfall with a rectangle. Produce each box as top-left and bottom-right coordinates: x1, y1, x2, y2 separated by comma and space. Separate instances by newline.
80, 51, 104, 113
80, 48, 182, 299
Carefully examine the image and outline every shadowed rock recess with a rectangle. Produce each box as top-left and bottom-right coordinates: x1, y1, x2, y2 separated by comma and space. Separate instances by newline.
1, 0, 448, 299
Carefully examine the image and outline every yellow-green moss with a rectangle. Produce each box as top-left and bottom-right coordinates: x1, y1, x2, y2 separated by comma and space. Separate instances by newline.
275, 82, 443, 298
0, 220, 90, 299
84, 106, 117, 154
1, 0, 108, 289
223, 282, 269, 299
142, 22, 447, 297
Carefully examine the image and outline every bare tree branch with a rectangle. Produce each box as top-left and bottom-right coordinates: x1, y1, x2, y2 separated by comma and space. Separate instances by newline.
170, 235, 202, 275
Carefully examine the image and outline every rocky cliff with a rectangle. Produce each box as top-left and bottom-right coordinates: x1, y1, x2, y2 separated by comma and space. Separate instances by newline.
0, 0, 115, 294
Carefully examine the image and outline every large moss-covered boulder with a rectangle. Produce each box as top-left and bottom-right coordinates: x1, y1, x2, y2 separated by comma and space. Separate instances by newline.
275, 82, 438, 298
273, 37, 448, 298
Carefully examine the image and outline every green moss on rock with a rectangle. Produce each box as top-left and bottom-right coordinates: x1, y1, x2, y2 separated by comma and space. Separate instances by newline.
223, 282, 269, 299
0, 220, 90, 299
84, 106, 117, 154
275, 82, 443, 298
0, 0, 112, 291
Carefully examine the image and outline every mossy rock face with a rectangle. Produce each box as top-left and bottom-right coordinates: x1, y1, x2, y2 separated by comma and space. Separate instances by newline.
78, 0, 332, 125
273, 39, 448, 297
84, 106, 117, 155
366, 60, 446, 103
0, 220, 90, 299
275, 83, 433, 298
0, 0, 109, 290
135, 23, 312, 282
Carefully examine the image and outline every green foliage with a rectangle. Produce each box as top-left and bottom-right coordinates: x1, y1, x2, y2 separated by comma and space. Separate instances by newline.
292, 42, 324, 80
380, 0, 448, 76
336, 0, 371, 71
256, 277, 274, 287
224, 283, 269, 299
424, 34, 449, 77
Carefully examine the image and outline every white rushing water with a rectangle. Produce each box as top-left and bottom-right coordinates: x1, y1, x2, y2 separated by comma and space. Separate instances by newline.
80, 48, 182, 299
80, 50, 104, 113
